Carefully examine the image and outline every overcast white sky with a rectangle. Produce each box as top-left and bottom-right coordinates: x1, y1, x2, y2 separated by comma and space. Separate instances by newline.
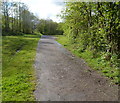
10, 0, 64, 22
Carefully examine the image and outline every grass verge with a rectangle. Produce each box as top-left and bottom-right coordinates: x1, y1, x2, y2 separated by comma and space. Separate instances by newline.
2, 33, 41, 101
56, 35, 119, 85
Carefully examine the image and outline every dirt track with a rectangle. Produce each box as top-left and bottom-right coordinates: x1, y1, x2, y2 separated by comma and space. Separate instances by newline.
34, 35, 118, 101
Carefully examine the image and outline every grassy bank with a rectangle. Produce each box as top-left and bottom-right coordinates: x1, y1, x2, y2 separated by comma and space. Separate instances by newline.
2, 33, 41, 101
56, 35, 119, 85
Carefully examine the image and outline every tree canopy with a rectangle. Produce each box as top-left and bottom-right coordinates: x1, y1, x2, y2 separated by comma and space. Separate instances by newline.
60, 2, 120, 58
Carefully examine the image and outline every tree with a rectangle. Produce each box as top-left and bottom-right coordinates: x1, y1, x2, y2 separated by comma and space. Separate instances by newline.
2, 1, 40, 35
36, 19, 63, 35
60, 1, 120, 60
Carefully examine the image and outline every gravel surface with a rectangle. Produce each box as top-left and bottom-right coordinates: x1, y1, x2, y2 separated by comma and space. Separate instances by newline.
34, 35, 118, 101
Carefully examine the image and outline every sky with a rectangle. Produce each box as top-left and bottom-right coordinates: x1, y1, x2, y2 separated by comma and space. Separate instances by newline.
10, 0, 64, 22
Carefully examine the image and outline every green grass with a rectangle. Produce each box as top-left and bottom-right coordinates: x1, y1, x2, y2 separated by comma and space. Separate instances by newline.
2, 33, 41, 101
56, 35, 120, 85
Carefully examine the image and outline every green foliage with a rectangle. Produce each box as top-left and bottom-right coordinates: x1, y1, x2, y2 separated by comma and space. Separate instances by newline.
2, 1, 40, 35
60, 2, 120, 56
36, 19, 63, 35
2, 34, 40, 101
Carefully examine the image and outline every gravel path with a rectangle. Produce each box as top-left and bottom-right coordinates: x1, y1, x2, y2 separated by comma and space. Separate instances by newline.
34, 35, 118, 101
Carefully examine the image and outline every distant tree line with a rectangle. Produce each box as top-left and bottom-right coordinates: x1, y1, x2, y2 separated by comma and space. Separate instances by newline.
60, 2, 120, 66
36, 19, 63, 35
2, 0, 63, 36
